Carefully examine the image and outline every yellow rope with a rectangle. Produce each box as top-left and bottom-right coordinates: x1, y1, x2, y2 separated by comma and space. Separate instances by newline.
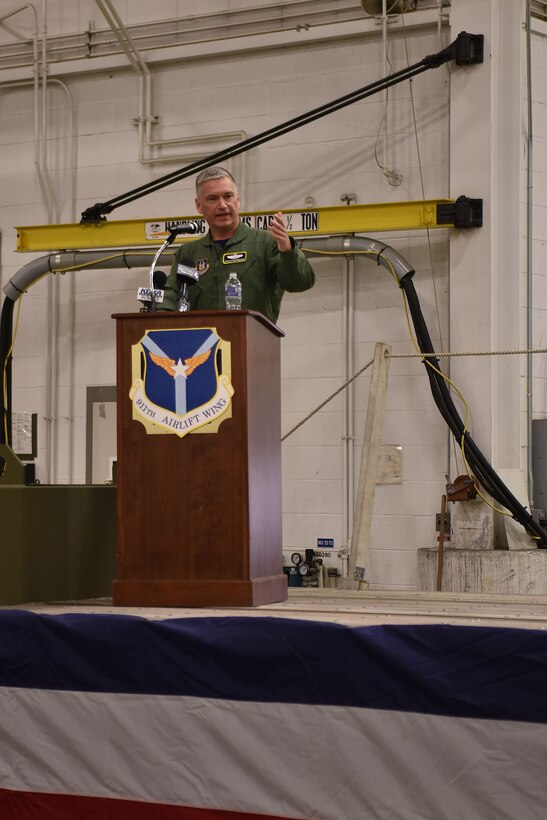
388, 347, 547, 358
281, 356, 375, 442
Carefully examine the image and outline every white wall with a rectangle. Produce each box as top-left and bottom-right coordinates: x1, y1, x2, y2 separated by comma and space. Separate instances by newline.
533, 21, 547, 424
1, 1, 544, 589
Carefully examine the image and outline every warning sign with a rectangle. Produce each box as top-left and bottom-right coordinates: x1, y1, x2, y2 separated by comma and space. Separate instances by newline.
144, 212, 320, 242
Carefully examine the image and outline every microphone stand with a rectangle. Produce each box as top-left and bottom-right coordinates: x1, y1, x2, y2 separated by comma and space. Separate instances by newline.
148, 232, 176, 312
176, 263, 200, 312
148, 223, 198, 311
177, 281, 190, 313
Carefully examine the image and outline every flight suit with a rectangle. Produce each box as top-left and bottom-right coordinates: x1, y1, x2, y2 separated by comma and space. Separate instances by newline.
160, 221, 315, 324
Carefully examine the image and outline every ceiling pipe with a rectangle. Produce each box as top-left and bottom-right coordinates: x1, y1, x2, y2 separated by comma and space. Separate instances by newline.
94, 0, 247, 183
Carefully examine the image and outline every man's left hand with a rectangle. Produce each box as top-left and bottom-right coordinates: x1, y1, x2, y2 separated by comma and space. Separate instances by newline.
269, 211, 292, 252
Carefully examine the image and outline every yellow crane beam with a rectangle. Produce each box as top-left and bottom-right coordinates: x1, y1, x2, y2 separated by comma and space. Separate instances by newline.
15, 199, 474, 253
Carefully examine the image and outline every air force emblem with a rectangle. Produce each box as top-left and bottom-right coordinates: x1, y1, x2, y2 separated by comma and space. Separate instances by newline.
130, 327, 234, 437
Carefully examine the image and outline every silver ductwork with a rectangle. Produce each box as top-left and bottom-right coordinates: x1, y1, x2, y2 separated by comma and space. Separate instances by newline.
299, 235, 415, 282
3, 236, 415, 303
2, 250, 176, 302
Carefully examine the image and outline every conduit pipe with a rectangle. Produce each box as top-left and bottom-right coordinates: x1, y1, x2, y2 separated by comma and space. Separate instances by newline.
0, 0, 62, 483
38, 0, 56, 221
342, 254, 355, 567
94, 0, 247, 184
377, 0, 403, 187
0, 6, 37, 166
0, 7, 77, 221
1, 2, 58, 219
526, 0, 534, 507
1, 72, 79, 481
301, 235, 414, 561
0, 5, 447, 75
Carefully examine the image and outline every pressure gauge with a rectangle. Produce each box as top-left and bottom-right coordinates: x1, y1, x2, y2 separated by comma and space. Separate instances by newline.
291, 552, 303, 566
298, 562, 309, 576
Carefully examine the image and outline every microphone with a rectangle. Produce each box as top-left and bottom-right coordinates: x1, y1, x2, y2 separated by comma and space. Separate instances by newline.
145, 224, 198, 311
176, 258, 200, 312
137, 270, 168, 311
168, 221, 200, 238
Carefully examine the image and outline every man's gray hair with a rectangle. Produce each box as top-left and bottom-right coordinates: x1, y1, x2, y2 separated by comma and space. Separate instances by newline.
195, 166, 236, 194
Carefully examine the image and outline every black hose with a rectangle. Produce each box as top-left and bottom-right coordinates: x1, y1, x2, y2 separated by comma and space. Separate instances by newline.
0, 297, 15, 446
399, 274, 547, 547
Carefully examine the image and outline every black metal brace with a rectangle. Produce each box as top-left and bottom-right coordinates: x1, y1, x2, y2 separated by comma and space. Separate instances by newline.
437, 196, 483, 229
424, 31, 484, 68
80, 31, 485, 225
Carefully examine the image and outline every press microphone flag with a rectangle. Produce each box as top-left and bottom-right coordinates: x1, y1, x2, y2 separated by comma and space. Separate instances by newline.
176, 259, 199, 312
176, 261, 200, 284
137, 270, 168, 310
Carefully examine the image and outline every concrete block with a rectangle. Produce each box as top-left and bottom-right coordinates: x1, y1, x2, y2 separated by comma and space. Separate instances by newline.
417, 547, 547, 594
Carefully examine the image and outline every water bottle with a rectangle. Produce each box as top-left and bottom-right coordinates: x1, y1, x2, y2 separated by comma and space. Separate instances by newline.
225, 271, 242, 310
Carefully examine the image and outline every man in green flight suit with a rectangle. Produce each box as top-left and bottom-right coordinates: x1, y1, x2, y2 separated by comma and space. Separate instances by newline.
160, 166, 315, 324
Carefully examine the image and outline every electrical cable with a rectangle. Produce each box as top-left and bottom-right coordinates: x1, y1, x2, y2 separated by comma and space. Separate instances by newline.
0, 299, 14, 445
1, 296, 18, 446
303, 244, 545, 541
399, 272, 547, 546
399, 11, 457, 484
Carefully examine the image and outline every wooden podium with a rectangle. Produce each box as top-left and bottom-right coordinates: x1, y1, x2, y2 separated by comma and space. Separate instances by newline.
112, 310, 288, 608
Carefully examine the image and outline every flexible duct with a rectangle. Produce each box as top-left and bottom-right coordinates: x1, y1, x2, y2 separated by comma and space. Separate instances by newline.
2, 251, 175, 303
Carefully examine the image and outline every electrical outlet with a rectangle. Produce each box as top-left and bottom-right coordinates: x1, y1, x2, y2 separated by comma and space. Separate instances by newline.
436, 511, 451, 532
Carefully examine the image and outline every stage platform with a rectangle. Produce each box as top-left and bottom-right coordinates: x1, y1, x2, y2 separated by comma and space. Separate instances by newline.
12, 586, 547, 629
2, 589, 547, 819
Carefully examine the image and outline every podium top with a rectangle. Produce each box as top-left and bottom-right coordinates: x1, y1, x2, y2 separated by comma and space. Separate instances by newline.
112, 309, 285, 338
